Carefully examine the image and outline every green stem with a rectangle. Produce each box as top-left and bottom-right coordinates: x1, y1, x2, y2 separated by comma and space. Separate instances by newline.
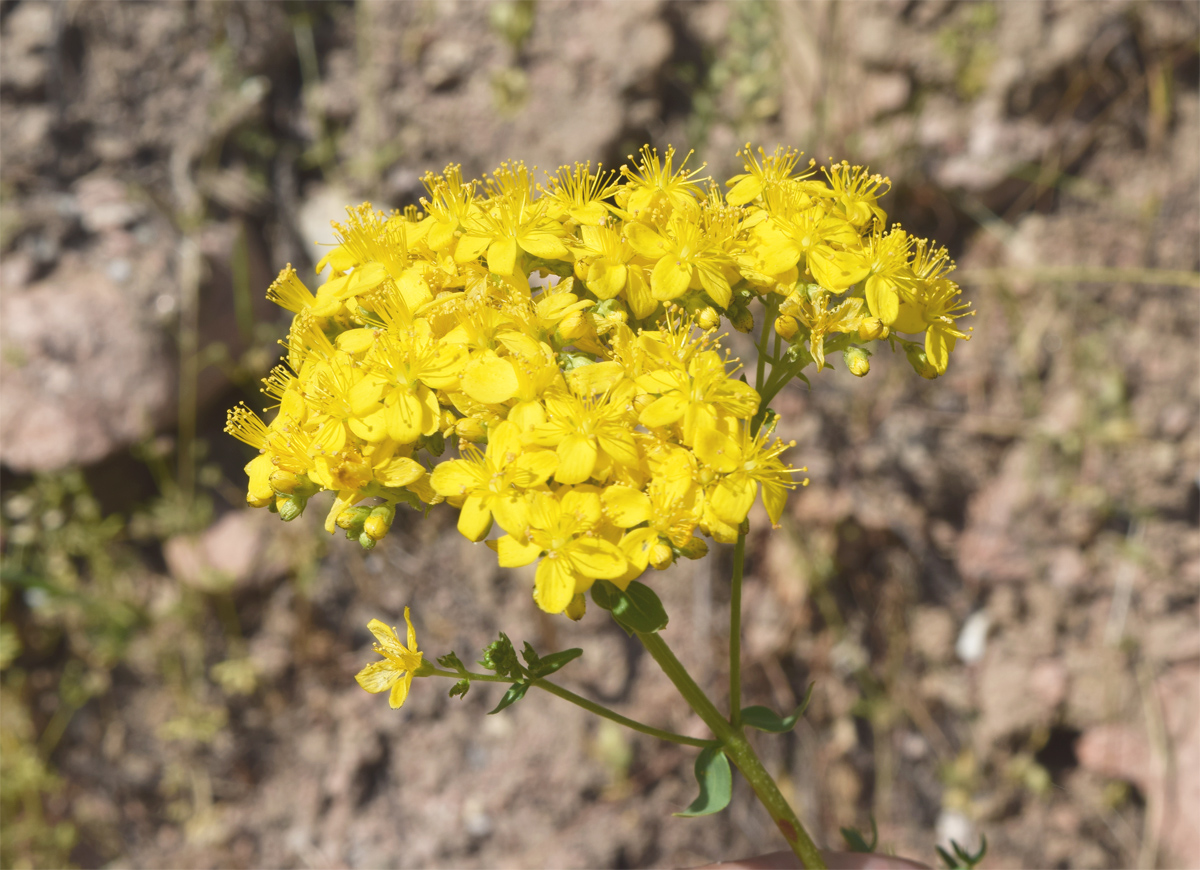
635, 631, 826, 869
534, 679, 713, 748
729, 530, 747, 728
425, 667, 712, 748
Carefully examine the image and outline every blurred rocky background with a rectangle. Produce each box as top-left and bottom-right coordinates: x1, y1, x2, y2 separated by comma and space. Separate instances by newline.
1, 1, 1197, 867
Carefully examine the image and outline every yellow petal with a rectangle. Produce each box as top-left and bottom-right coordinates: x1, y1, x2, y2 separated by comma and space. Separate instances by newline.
461, 355, 519, 405
457, 494, 493, 542
337, 328, 378, 354
388, 672, 413, 708
865, 274, 900, 325
624, 222, 668, 259
725, 175, 763, 206
925, 326, 952, 375
519, 230, 568, 260
355, 659, 400, 694
808, 246, 869, 293
491, 491, 532, 536
555, 434, 598, 484
376, 456, 424, 488
487, 237, 518, 276
711, 478, 757, 525
638, 394, 687, 429
602, 484, 652, 528
431, 460, 483, 497
386, 394, 425, 443
534, 556, 576, 614
454, 233, 491, 263
587, 259, 627, 299
694, 427, 741, 473
566, 537, 627, 580
651, 257, 692, 301
497, 534, 542, 567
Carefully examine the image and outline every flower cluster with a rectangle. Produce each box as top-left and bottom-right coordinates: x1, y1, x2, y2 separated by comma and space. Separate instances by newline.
227, 145, 971, 615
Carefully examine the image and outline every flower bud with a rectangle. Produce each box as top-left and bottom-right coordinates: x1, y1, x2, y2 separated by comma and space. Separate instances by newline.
679, 536, 709, 560
270, 469, 301, 494
420, 431, 446, 457
843, 346, 871, 377
649, 540, 675, 570
905, 343, 939, 379
565, 593, 587, 622
632, 392, 656, 415
358, 531, 377, 550
277, 495, 307, 522
556, 310, 592, 343
456, 416, 489, 443
592, 298, 628, 323
364, 504, 396, 541
858, 316, 888, 342
695, 306, 721, 331
728, 306, 755, 333
774, 314, 799, 341
337, 505, 371, 531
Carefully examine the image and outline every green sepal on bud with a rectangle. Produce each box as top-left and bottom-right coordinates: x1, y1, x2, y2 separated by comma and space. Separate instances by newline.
557, 351, 597, 374
358, 531, 376, 550
276, 494, 307, 521
363, 504, 396, 541
843, 346, 871, 378
591, 297, 629, 324
448, 679, 470, 699
337, 505, 372, 531
565, 593, 587, 621
905, 342, 939, 379
678, 536, 709, 560
419, 431, 446, 457
727, 304, 755, 333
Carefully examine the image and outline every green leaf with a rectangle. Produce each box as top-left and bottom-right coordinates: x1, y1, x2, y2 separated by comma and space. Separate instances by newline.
591, 580, 669, 635
488, 681, 531, 715
437, 651, 467, 673
530, 648, 583, 679
741, 682, 814, 733
448, 679, 470, 700
674, 746, 732, 817
520, 641, 542, 672
840, 816, 878, 853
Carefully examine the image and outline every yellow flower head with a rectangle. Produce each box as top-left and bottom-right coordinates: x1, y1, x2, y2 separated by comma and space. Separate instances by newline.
355, 608, 423, 709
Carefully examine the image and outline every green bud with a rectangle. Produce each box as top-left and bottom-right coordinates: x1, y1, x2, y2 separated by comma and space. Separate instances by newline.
358, 531, 376, 550
728, 305, 755, 333
905, 343, 939, 379
277, 495, 307, 522
364, 504, 396, 541
843, 346, 871, 377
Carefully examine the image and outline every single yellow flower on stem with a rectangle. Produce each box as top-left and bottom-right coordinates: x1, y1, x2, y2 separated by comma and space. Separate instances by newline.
355, 608, 423, 710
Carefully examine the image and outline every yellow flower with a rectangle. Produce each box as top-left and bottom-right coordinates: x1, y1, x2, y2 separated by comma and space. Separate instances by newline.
541, 162, 620, 226
636, 349, 760, 444
530, 388, 640, 485
695, 420, 803, 539
355, 608, 423, 709
618, 145, 707, 223
495, 490, 627, 614
430, 420, 557, 540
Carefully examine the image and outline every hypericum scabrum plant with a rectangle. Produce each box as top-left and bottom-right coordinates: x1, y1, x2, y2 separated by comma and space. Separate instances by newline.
227, 145, 973, 868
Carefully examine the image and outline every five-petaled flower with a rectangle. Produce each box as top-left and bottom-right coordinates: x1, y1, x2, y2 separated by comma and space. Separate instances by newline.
355, 608, 423, 709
